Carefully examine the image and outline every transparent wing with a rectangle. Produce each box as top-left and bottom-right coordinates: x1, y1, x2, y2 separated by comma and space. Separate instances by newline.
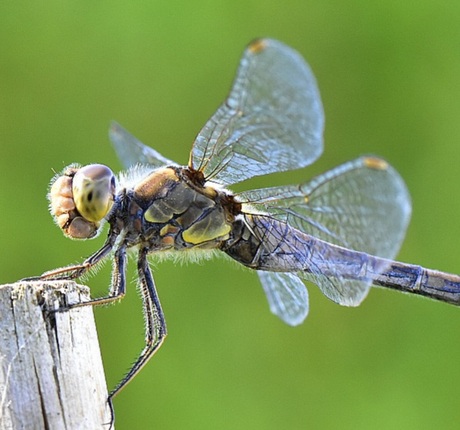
257, 271, 309, 326
190, 38, 324, 185
239, 156, 412, 306
109, 121, 178, 169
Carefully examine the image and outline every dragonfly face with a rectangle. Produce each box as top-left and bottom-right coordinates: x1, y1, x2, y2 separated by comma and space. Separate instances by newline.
36, 38, 421, 420
49, 164, 116, 239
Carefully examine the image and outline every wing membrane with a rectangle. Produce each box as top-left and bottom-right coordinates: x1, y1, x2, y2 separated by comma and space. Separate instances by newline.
257, 271, 309, 326
109, 121, 177, 169
239, 157, 412, 306
190, 38, 324, 185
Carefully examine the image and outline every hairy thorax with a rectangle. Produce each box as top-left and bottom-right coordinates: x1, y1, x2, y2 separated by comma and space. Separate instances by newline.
118, 166, 241, 253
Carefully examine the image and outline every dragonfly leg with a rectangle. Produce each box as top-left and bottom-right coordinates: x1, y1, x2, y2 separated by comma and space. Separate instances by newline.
22, 241, 114, 282
108, 246, 167, 399
89, 245, 166, 429
71, 245, 127, 308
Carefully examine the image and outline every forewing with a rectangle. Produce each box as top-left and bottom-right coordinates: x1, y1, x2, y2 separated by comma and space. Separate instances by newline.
240, 157, 412, 306
191, 38, 324, 185
257, 271, 309, 326
109, 121, 177, 169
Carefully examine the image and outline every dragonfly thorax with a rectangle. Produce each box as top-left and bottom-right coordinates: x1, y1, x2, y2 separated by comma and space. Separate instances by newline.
124, 166, 237, 251
105, 166, 237, 254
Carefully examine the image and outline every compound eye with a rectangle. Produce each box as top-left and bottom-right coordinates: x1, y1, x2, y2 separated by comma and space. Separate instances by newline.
48, 164, 116, 240
72, 164, 116, 222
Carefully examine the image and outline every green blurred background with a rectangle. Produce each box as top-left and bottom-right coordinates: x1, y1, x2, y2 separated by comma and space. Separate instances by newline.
2, 1, 460, 429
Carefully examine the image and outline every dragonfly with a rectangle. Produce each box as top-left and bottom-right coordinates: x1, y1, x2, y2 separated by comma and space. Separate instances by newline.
27, 38, 460, 422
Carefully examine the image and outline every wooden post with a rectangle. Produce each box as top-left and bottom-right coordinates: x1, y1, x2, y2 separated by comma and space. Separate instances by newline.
0, 281, 112, 429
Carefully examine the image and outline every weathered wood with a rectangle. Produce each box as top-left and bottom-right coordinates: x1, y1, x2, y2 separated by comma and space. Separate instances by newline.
0, 281, 112, 430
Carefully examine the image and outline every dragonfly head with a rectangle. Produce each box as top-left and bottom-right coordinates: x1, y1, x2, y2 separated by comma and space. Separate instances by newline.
48, 164, 116, 239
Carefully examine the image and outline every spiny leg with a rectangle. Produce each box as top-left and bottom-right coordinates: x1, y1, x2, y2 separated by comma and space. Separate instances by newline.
109, 246, 167, 401
71, 245, 128, 308
22, 240, 114, 282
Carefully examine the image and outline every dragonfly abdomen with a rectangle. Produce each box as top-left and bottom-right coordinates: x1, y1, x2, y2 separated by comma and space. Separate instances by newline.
223, 214, 460, 306
373, 263, 460, 305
